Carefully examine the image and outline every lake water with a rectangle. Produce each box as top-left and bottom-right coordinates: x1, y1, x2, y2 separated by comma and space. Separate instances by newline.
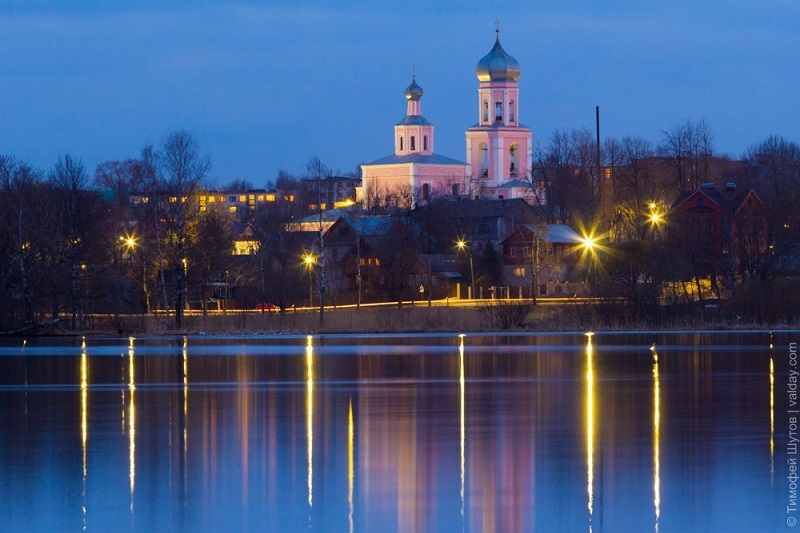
0, 331, 792, 532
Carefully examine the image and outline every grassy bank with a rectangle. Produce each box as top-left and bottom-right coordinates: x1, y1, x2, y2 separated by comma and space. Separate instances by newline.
32, 299, 800, 336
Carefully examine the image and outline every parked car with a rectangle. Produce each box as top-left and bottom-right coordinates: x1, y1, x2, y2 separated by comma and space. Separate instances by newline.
255, 302, 278, 311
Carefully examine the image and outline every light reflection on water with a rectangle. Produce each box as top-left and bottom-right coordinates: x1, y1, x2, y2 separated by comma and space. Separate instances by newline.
0, 331, 788, 532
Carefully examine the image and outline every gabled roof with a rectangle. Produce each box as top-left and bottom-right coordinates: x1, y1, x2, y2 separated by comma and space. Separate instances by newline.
539, 224, 584, 244
502, 224, 583, 245
497, 179, 533, 188
364, 153, 466, 166
341, 215, 397, 236
670, 186, 761, 215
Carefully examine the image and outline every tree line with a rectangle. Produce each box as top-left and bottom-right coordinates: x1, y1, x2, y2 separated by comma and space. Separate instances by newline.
2, 123, 799, 331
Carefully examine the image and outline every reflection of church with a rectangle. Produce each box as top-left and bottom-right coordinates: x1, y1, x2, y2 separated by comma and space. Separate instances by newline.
361, 29, 537, 205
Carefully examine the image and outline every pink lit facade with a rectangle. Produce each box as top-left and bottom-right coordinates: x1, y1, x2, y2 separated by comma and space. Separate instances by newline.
361, 76, 467, 206
362, 31, 540, 206
465, 31, 533, 200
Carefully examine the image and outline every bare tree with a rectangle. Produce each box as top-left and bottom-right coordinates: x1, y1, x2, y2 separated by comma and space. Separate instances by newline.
306, 156, 330, 326
659, 119, 715, 192
157, 130, 210, 329
0, 156, 43, 324
51, 155, 90, 329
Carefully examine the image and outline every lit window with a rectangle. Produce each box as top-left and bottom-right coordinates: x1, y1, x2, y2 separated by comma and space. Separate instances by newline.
513, 267, 526, 277
229, 206, 237, 213
266, 194, 275, 202
239, 195, 246, 202
208, 196, 216, 202
169, 196, 177, 203
257, 195, 264, 201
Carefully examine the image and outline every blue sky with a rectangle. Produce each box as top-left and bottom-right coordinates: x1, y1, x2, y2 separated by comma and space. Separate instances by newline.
2, 1, 798, 187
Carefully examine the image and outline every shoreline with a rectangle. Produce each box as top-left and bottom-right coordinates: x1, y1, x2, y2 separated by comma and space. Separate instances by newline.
4, 303, 799, 337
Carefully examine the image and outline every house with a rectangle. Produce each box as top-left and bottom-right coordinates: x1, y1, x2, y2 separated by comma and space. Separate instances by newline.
413, 197, 541, 253
323, 215, 431, 302
500, 223, 585, 295
667, 182, 767, 279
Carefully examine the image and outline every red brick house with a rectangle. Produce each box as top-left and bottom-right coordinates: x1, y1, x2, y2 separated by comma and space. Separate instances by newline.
500, 224, 584, 295
667, 182, 767, 280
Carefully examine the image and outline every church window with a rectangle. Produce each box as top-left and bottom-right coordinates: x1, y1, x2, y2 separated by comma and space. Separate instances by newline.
399, 136, 403, 151
510, 143, 518, 176
410, 136, 416, 151
483, 101, 489, 123
423, 135, 428, 151
510, 100, 515, 122
495, 100, 502, 122
452, 183, 459, 197
479, 143, 488, 177
422, 183, 430, 201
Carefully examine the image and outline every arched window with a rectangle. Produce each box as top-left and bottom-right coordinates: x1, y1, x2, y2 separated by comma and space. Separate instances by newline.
410, 136, 416, 151
399, 136, 403, 151
452, 183, 460, 197
495, 100, 502, 122
423, 135, 428, 151
422, 183, 430, 201
483, 101, 489, 123
479, 143, 488, 177
509, 100, 515, 122
509, 143, 518, 176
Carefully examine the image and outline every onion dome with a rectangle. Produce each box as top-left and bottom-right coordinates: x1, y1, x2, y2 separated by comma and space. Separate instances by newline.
404, 76, 423, 101
475, 33, 520, 82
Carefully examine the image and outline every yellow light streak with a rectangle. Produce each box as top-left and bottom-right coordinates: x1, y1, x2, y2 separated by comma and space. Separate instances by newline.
183, 336, 189, 489
771, 355, 775, 481
348, 399, 354, 533
80, 337, 88, 531
128, 337, 136, 510
652, 344, 661, 531
306, 335, 314, 509
586, 332, 595, 531
459, 334, 466, 519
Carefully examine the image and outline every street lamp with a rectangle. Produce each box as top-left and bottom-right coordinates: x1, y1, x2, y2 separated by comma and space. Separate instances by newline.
646, 202, 664, 240
456, 239, 475, 300
579, 234, 599, 294
303, 253, 316, 308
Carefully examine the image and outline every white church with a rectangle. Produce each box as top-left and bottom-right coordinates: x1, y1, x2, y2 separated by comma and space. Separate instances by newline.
361, 29, 544, 206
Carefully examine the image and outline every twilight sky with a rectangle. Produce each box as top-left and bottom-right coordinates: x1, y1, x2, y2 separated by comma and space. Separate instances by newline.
2, 1, 798, 188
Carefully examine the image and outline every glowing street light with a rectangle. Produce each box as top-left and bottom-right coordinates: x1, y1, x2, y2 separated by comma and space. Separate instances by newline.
303, 253, 316, 307
456, 239, 476, 300
121, 234, 137, 250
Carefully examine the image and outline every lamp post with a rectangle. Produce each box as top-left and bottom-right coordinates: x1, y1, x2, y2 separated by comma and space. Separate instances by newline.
580, 235, 597, 294
116, 234, 138, 328
303, 253, 316, 308
647, 202, 664, 241
456, 239, 475, 300
224, 270, 229, 315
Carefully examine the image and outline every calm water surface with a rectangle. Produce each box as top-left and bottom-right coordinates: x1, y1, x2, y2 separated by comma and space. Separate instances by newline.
0, 331, 791, 532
